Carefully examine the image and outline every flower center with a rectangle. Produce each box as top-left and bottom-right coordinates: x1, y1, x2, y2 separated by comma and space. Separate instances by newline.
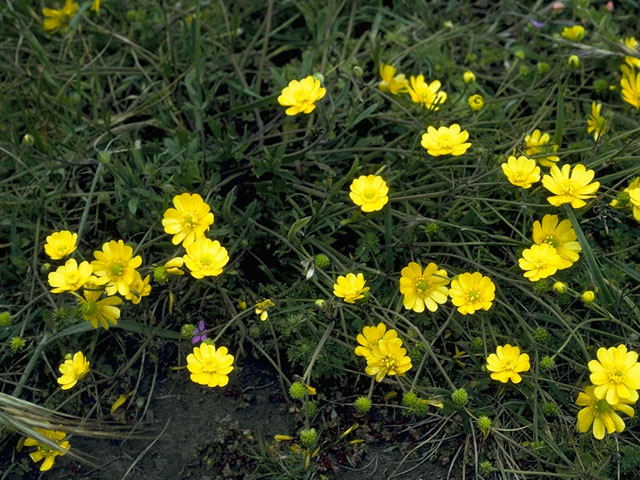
559, 179, 577, 196
466, 289, 480, 302
183, 213, 197, 229
595, 399, 613, 413
109, 262, 124, 277
381, 356, 397, 373
415, 278, 430, 293
364, 188, 378, 200
200, 254, 213, 267
543, 235, 558, 248
503, 360, 516, 370
65, 271, 80, 285
202, 358, 219, 373
438, 133, 453, 148
608, 368, 625, 383
57, 245, 69, 254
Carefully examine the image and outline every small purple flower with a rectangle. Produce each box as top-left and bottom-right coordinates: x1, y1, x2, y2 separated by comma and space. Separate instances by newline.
530, 19, 544, 28
191, 321, 207, 344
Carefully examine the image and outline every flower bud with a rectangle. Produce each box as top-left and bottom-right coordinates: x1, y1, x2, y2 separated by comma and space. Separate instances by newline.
553, 281, 567, 294
352, 66, 363, 78
22, 134, 34, 147
289, 382, 306, 400
354, 396, 372, 414
581, 290, 595, 304
463, 71, 476, 84
468, 94, 484, 112
568, 55, 580, 68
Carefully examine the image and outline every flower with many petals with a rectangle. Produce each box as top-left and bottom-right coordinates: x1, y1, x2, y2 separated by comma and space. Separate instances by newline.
449, 272, 495, 315
44, 230, 77, 260
561, 25, 585, 41
57, 351, 90, 390
421, 124, 471, 157
333, 273, 369, 303
588, 344, 640, 405
486, 344, 530, 384
365, 338, 412, 382
399, 262, 449, 313
124, 272, 151, 304
91, 240, 142, 296
277, 76, 326, 116
187, 343, 234, 387
183, 238, 229, 279
518, 243, 562, 282
621, 65, 640, 109
162, 193, 214, 247
587, 102, 607, 141
378, 64, 408, 94
524, 130, 559, 167
542, 163, 600, 208
407, 75, 447, 110
576, 385, 635, 440
42, 0, 79, 33
79, 287, 122, 329
349, 175, 389, 212
24, 429, 70, 472
501, 155, 540, 189
355, 323, 399, 358
48, 259, 94, 293
532, 214, 581, 269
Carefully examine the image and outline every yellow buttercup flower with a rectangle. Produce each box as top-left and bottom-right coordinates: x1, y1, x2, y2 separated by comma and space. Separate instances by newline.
365, 337, 412, 382
561, 25, 585, 42
90, 0, 100, 12
79, 288, 122, 329
47, 259, 94, 293
277, 76, 326, 116
500, 155, 540, 189
586, 102, 607, 141
349, 175, 389, 212
24, 428, 70, 472
91, 240, 142, 296
524, 130, 559, 167
378, 64, 408, 94
463, 70, 476, 84
421, 124, 471, 157
518, 243, 562, 282
542, 163, 600, 208
162, 193, 214, 247
399, 262, 449, 313
42, 0, 79, 33
582, 290, 596, 304
57, 351, 90, 390
588, 344, 640, 405
407, 75, 447, 110
354, 323, 399, 358
576, 385, 635, 440
622, 36, 640, 68
449, 272, 495, 315
255, 299, 274, 321
333, 273, 369, 304
183, 238, 229, 279
468, 94, 484, 111
620, 65, 640, 109
486, 344, 530, 384
44, 230, 78, 260
124, 271, 151, 304
187, 343, 234, 387
532, 214, 581, 269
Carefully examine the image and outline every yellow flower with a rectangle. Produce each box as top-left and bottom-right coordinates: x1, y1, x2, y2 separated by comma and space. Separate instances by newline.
349, 175, 389, 212
254, 299, 274, 321
449, 272, 495, 315
57, 351, 90, 390
42, 0, 79, 33
463, 70, 476, 84
183, 238, 229, 279
586, 102, 607, 141
620, 65, 640, 109
421, 124, 471, 157
187, 343, 234, 387
561, 25, 585, 42
532, 214, 581, 269
500, 155, 540, 189
576, 385, 635, 440
164, 257, 184, 275
518, 243, 562, 282
277, 76, 326, 116
79, 287, 122, 329
524, 130, 559, 167
47, 259, 94, 293
622, 36, 640, 68
124, 272, 151, 304
588, 344, 640, 405
542, 163, 600, 208
468, 94, 484, 111
24, 428, 70, 471
161, 193, 214, 247
399, 262, 449, 313
354, 323, 398, 358
553, 281, 568, 294
378, 64, 408, 94
333, 273, 369, 303
91, 240, 143, 296
365, 337, 412, 382
44, 230, 77, 260
630, 188, 640, 221
582, 290, 595, 304
90, 0, 100, 12
407, 75, 447, 110
486, 344, 530, 384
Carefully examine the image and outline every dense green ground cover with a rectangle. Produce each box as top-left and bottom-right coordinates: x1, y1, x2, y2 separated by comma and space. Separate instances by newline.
1, 0, 640, 478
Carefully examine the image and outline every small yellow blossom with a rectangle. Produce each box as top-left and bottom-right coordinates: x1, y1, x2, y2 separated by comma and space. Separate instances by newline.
486, 344, 530, 384
349, 175, 389, 212
588, 344, 640, 405
620, 65, 640, 109
561, 25, 585, 42
47, 259, 94, 293
124, 272, 151, 304
586, 102, 607, 141
254, 299, 274, 321
187, 343, 234, 387
500, 155, 540, 189
91, 240, 143, 297
57, 351, 90, 390
42, 0, 79, 33
518, 243, 562, 282
365, 337, 412, 382
542, 163, 600, 208
463, 71, 476, 84
449, 272, 495, 315
79, 288, 122, 329
622, 37, 640, 68
553, 281, 568, 294
354, 323, 398, 359
532, 214, 581, 269
277, 76, 326, 116
183, 238, 229, 279
421, 124, 471, 157
333, 273, 369, 303
162, 193, 214, 247
576, 385, 635, 440
399, 262, 449, 313
407, 75, 447, 110
44, 230, 77, 260
378, 64, 408, 94
24, 429, 70, 471
582, 290, 595, 304
90, 0, 100, 12
524, 130, 559, 167
468, 94, 484, 111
